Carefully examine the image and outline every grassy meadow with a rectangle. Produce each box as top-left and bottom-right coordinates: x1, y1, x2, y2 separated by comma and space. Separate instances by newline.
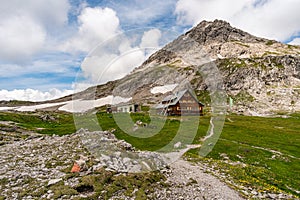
0, 110, 299, 197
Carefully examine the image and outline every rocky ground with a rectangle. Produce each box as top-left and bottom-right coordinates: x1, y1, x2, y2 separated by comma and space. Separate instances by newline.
0, 127, 298, 199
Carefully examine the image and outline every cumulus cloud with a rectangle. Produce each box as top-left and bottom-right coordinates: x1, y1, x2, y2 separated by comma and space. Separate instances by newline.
0, 0, 70, 29
0, 0, 70, 63
175, 0, 300, 41
81, 48, 146, 83
140, 29, 162, 48
0, 15, 46, 63
80, 28, 162, 83
62, 7, 120, 52
0, 88, 73, 102
175, 0, 247, 25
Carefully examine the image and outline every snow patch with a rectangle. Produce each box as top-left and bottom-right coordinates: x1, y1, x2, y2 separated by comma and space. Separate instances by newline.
1, 96, 132, 113
0, 107, 16, 111
150, 84, 178, 94
217, 54, 224, 59
15, 102, 69, 112
58, 96, 132, 113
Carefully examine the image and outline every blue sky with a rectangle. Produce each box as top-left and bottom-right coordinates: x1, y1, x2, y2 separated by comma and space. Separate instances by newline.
0, 0, 300, 101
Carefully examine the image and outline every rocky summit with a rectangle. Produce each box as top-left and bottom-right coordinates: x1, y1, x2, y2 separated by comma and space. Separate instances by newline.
129, 19, 300, 116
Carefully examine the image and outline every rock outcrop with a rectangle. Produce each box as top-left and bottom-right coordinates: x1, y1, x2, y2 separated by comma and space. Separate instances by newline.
0, 128, 297, 199
126, 20, 300, 115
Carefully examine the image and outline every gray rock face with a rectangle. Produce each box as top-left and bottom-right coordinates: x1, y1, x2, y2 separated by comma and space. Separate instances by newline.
29, 19, 300, 116
77, 129, 169, 173
216, 55, 300, 115
128, 20, 300, 116
141, 20, 299, 65
187, 19, 266, 44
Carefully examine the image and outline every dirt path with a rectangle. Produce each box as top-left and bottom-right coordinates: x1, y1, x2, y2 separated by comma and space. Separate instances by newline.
154, 158, 245, 200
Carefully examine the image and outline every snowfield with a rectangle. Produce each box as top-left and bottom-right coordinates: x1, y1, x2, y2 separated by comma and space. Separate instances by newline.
15, 102, 69, 112
57, 96, 132, 113
150, 84, 178, 94
0, 107, 16, 111
0, 96, 132, 113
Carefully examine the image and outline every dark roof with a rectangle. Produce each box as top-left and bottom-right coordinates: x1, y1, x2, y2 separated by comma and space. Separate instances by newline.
162, 90, 186, 103
156, 89, 204, 108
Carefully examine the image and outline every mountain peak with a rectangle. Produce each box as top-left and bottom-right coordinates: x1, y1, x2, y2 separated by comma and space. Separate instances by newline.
186, 19, 265, 44
138, 19, 300, 69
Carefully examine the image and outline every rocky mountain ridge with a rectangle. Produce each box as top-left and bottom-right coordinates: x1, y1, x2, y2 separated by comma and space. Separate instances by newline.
1, 19, 300, 115
115, 20, 300, 115
137, 20, 299, 69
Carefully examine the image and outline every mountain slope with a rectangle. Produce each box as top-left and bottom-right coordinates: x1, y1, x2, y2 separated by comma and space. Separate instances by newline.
114, 20, 300, 115
3, 20, 300, 115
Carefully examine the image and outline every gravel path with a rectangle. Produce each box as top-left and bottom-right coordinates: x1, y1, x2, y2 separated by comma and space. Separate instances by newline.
154, 159, 245, 200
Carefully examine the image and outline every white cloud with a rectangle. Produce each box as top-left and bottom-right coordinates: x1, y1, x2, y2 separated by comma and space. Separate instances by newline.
175, 0, 300, 41
0, 88, 73, 102
81, 48, 146, 83
175, 0, 248, 25
0, 15, 46, 62
79, 28, 162, 83
0, 0, 70, 29
62, 7, 120, 53
0, 0, 70, 62
140, 29, 162, 48
288, 38, 300, 45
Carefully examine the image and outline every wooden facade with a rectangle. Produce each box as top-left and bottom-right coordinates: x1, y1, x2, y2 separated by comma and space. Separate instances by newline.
156, 90, 204, 116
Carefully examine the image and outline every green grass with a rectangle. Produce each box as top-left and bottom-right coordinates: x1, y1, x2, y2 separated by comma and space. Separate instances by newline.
0, 110, 299, 197
0, 100, 34, 106
266, 40, 276, 46
186, 114, 300, 197
0, 111, 75, 136
196, 90, 211, 105
96, 112, 208, 152
63, 168, 165, 199
233, 90, 255, 103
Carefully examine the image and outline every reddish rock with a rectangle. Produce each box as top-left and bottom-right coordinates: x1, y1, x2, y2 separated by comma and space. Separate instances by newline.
71, 162, 80, 173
